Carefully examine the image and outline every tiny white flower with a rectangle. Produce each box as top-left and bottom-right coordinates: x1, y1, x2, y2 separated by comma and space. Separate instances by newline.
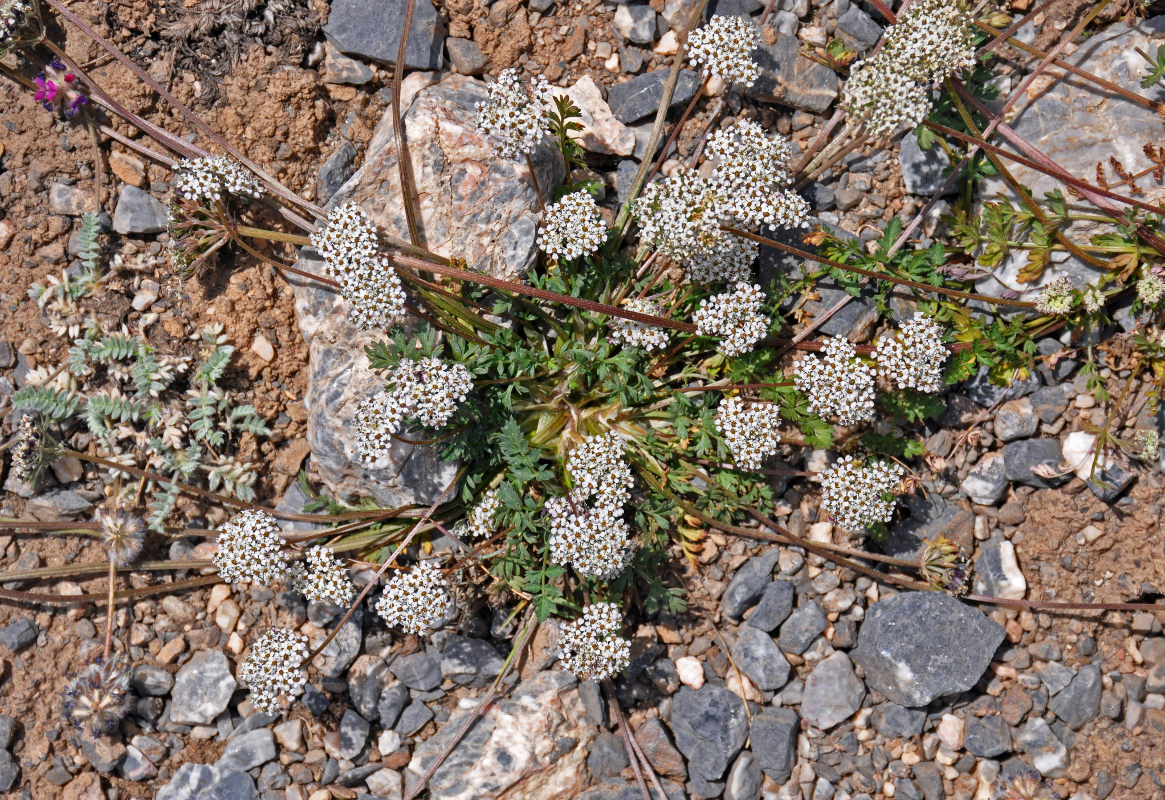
715, 397, 782, 471
213, 509, 288, 585
633, 167, 723, 264
537, 191, 607, 260
794, 337, 876, 426
559, 603, 631, 681
453, 488, 503, 539
311, 202, 406, 331
174, 155, 264, 204
875, 313, 947, 393
821, 456, 904, 531
290, 545, 356, 607
1137, 273, 1165, 305
476, 68, 554, 159
692, 282, 770, 357
685, 233, 758, 285
375, 561, 454, 636
687, 15, 761, 87
239, 629, 309, 714
1034, 276, 1076, 315
609, 297, 671, 352
707, 120, 809, 231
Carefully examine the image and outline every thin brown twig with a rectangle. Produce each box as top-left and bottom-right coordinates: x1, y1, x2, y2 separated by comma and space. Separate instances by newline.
392, 0, 424, 247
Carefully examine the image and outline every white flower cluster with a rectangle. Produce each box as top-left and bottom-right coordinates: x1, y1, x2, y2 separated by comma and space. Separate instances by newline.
1082, 285, 1104, 313
375, 561, 453, 636
634, 167, 723, 264
239, 629, 309, 714
174, 155, 264, 204
213, 509, 289, 585
1137, 273, 1165, 305
706, 120, 809, 230
875, 312, 946, 393
1034, 276, 1076, 315
290, 545, 355, 607
558, 603, 631, 681
547, 433, 637, 579
692, 282, 769, 357
686, 14, 761, 87
608, 298, 671, 352
685, 234, 758, 285
454, 488, 502, 539
842, 0, 976, 137
355, 357, 474, 463
715, 397, 782, 471
537, 191, 608, 260
794, 337, 876, 425
310, 202, 407, 331
821, 456, 904, 531
476, 68, 554, 159
9, 413, 40, 484
1, 1, 29, 45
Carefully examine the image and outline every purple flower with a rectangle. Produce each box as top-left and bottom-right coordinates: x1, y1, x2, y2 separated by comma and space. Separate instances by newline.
66, 95, 87, 116
34, 74, 57, 108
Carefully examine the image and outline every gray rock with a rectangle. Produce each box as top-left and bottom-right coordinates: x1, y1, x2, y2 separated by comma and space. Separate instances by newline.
613, 4, 657, 44
49, 182, 95, 215
1038, 661, 1075, 695
80, 736, 125, 773
801, 652, 865, 730
316, 605, 363, 678
293, 75, 562, 505
316, 140, 358, 204
746, 32, 840, 113
441, 636, 505, 687
446, 38, 488, 75
1048, 664, 1102, 730
962, 451, 1008, 505
607, 69, 701, 124
750, 707, 798, 783
964, 715, 1011, 757
156, 762, 259, 800
1016, 718, 1067, 777
339, 709, 370, 759
745, 580, 795, 632
217, 729, 276, 772
973, 536, 1027, 601
169, 650, 237, 725
852, 592, 1005, 707
1029, 385, 1068, 424
587, 731, 629, 779
396, 700, 434, 737
730, 627, 791, 691
347, 655, 389, 720
0, 618, 37, 653
0, 716, 17, 750
393, 650, 442, 691
1086, 462, 1136, 503
1003, 439, 1071, 488
669, 685, 749, 781
722, 549, 781, 618
873, 703, 926, 739
882, 492, 973, 561
963, 367, 1041, 407
994, 397, 1040, 442
113, 185, 169, 235
26, 488, 93, 520
724, 751, 762, 800
323, 43, 375, 85
378, 681, 411, 728
323, 0, 444, 70
133, 666, 174, 696
707, 0, 762, 16
898, 132, 953, 196
777, 601, 827, 654
0, 751, 18, 793
837, 6, 882, 47
120, 745, 157, 781
302, 684, 331, 717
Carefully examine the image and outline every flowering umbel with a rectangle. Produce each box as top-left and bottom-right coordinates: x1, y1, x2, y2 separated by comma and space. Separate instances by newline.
476, 68, 554, 159
559, 603, 631, 680
692, 282, 770, 357
820, 456, 904, 531
63, 653, 132, 736
1034, 276, 1076, 315
453, 487, 503, 539
174, 155, 264, 205
212, 509, 289, 585
685, 233, 758, 285
706, 120, 808, 230
537, 191, 608, 260
715, 397, 782, 471
240, 629, 309, 714
375, 561, 454, 636
875, 313, 947, 393
608, 298, 671, 352
794, 337, 876, 425
634, 167, 723, 264
290, 545, 356, 607
686, 14, 761, 87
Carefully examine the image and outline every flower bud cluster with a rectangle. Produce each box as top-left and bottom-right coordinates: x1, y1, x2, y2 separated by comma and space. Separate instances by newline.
311, 202, 406, 331
355, 357, 474, 464
547, 433, 637, 579
608, 298, 671, 352
213, 509, 289, 585
239, 629, 309, 714
537, 191, 608, 260
1034, 276, 1076, 315
692, 282, 769, 357
375, 561, 454, 636
558, 602, 631, 680
686, 14, 761, 87
794, 337, 875, 425
454, 488, 502, 539
706, 120, 809, 230
715, 397, 782, 471
290, 545, 356, 607
1081, 285, 1104, 313
1137, 273, 1165, 305
174, 155, 264, 204
476, 68, 554, 159
9, 413, 42, 484
875, 312, 947, 393
821, 455, 904, 531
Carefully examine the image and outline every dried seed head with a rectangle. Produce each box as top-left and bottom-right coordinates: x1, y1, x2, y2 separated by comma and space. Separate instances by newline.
919, 536, 972, 596
820, 455, 904, 532
290, 545, 355, 607
559, 603, 631, 681
537, 191, 608, 260
608, 298, 671, 352
715, 397, 782, 471
476, 68, 554, 159
239, 628, 309, 715
686, 15, 761, 87
9, 413, 46, 484
794, 337, 876, 425
874, 312, 947, 393
998, 767, 1060, 800
692, 282, 770, 357
63, 653, 132, 737
213, 509, 289, 585
1034, 276, 1076, 315
96, 506, 146, 567
375, 561, 454, 636
1, 1, 31, 47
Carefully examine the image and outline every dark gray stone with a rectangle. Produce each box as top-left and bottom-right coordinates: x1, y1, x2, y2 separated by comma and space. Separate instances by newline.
0, 716, 17, 751
615, 160, 639, 206
873, 703, 926, 739
323, 0, 444, 70
724, 751, 762, 800
687, 773, 726, 798
745, 580, 794, 632
347, 657, 389, 720
317, 140, 358, 204
963, 368, 1041, 407
801, 652, 865, 730
588, 731, 630, 779
912, 762, 944, 800
777, 601, 827, 654
0, 751, 17, 793
318, 605, 363, 679
669, 685, 749, 781
1015, 718, 1067, 776
1086, 463, 1136, 503
973, 535, 1027, 601
750, 707, 798, 783
217, 729, 276, 773
721, 549, 781, 618
852, 592, 1005, 707
707, 0, 762, 16
396, 700, 433, 737
339, 709, 370, 759
112, 185, 168, 235
393, 650, 442, 691
441, 636, 505, 687
961, 451, 1008, 505
898, 132, 953, 196
1048, 664, 1101, 730
882, 492, 973, 561
730, 627, 790, 691
169, 651, 237, 725
377, 681, 410, 728
1029, 385, 1068, 424
1004, 439, 1071, 488
302, 684, 330, 717
156, 763, 259, 800
133, 665, 174, 697
746, 32, 840, 113
0, 618, 37, 653
446, 38, 488, 75
837, 6, 882, 47
994, 398, 1040, 442
607, 69, 702, 124
965, 715, 1011, 757
323, 45, 375, 85
613, 3, 657, 43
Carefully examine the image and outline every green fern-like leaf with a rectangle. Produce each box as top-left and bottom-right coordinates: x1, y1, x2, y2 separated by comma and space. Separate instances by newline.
11, 385, 83, 421
228, 404, 272, 436
92, 332, 141, 364
85, 392, 143, 438
195, 345, 234, 386
78, 213, 102, 274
